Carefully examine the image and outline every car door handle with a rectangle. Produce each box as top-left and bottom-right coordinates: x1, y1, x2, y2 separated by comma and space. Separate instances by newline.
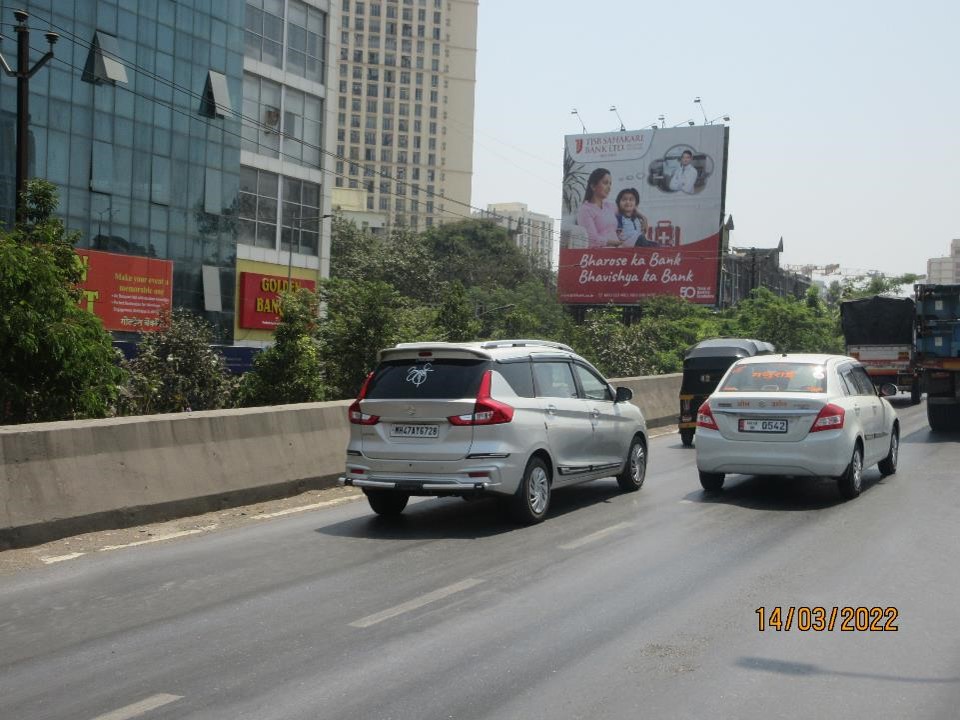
546, 404, 557, 415
590, 409, 600, 417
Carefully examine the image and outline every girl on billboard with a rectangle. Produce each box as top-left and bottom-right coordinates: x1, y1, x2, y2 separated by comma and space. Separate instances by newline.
577, 168, 620, 248
614, 188, 656, 247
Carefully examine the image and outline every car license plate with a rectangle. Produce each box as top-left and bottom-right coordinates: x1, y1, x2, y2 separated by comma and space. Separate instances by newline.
390, 424, 439, 438
739, 418, 787, 433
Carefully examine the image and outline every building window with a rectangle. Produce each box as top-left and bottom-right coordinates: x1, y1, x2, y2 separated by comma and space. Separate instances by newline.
242, 73, 281, 158
286, 0, 327, 81
238, 167, 279, 249
245, 1, 284, 68
82, 31, 128, 85
200, 70, 233, 118
281, 177, 322, 255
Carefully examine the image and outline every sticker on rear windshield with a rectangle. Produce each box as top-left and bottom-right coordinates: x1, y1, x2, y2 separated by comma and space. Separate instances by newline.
406, 363, 434, 387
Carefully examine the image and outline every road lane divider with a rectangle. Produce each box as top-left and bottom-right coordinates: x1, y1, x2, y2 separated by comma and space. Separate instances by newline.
87, 693, 183, 720
349, 578, 485, 628
559, 522, 633, 550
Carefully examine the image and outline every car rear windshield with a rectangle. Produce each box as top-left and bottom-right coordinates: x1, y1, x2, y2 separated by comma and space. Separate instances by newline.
366, 358, 489, 399
718, 362, 827, 393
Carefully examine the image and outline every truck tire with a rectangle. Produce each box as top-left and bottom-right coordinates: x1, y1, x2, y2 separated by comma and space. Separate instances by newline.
927, 402, 956, 432
910, 381, 921, 405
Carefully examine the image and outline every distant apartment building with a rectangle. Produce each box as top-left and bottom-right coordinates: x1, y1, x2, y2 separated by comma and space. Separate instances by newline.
478, 203, 555, 269
332, 0, 477, 231
927, 239, 960, 284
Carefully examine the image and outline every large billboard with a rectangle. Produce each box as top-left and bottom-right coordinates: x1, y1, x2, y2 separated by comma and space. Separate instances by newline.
76, 249, 174, 331
559, 125, 727, 304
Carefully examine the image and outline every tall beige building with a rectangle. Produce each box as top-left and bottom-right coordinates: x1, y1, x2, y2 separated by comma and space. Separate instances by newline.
332, 0, 478, 230
927, 239, 960, 284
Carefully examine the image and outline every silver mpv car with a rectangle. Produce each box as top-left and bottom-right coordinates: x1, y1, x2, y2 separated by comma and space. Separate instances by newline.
339, 340, 648, 524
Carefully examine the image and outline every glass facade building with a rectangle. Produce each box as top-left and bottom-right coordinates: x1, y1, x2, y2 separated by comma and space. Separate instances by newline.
0, 0, 334, 346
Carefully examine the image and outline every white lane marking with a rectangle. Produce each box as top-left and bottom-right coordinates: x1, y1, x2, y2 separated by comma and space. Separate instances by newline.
349, 578, 485, 628
559, 522, 633, 550
252, 495, 359, 519
88, 693, 183, 720
679, 499, 695, 504
99, 529, 205, 552
40, 552, 86, 564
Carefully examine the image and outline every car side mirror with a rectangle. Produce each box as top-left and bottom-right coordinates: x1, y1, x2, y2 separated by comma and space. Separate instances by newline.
615, 386, 633, 403
878, 383, 898, 398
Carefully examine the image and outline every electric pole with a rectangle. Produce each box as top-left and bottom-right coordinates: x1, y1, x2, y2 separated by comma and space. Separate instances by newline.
0, 9, 58, 225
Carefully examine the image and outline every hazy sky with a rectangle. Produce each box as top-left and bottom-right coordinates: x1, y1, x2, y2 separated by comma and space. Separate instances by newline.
467, 0, 959, 277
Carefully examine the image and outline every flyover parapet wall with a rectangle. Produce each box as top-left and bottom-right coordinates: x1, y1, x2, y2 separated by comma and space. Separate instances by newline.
0, 374, 680, 548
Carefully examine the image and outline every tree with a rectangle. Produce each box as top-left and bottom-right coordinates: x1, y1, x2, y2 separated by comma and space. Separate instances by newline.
729, 288, 843, 354
118, 309, 235, 415
423, 219, 549, 290
435, 281, 480, 341
317, 278, 434, 398
0, 180, 124, 424
239, 288, 327, 406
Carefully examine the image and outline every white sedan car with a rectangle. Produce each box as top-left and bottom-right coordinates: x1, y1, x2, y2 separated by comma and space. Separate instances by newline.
695, 354, 899, 499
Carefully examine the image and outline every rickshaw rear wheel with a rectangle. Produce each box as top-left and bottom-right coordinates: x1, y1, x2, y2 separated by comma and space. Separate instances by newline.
680, 428, 695, 447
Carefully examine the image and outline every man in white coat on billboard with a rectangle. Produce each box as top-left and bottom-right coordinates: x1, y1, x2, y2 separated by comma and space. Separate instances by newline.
669, 150, 698, 194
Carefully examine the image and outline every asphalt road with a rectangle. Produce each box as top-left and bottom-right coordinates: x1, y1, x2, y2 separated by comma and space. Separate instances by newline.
1, 397, 958, 720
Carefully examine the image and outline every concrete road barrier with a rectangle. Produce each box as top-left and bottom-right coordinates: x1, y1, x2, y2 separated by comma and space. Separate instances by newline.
0, 374, 680, 549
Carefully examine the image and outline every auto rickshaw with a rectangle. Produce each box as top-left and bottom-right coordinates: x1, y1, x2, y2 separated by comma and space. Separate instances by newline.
678, 338, 776, 446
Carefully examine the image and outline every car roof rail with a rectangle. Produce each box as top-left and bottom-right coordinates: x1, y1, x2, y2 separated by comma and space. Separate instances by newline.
479, 339, 575, 352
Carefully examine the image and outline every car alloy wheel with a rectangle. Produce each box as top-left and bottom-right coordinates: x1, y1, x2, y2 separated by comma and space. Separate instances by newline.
878, 428, 899, 476
528, 464, 549, 515
509, 457, 551, 524
617, 437, 647, 491
837, 444, 864, 500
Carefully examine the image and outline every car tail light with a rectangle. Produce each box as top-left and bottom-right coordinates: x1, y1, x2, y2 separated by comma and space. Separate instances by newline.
810, 403, 845, 432
448, 370, 514, 426
348, 371, 380, 425
696, 401, 719, 430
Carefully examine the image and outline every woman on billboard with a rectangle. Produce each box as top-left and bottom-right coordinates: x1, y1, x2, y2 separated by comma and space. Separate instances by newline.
577, 168, 621, 248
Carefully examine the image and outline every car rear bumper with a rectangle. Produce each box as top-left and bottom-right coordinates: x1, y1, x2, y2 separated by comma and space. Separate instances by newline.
339, 455, 518, 496
339, 475, 502, 494
695, 428, 853, 477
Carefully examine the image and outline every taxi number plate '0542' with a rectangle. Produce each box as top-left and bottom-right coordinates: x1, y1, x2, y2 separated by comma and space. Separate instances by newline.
390, 424, 440, 438
739, 419, 788, 433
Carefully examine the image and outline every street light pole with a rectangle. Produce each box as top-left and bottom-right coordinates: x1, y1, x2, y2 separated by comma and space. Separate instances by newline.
0, 10, 58, 226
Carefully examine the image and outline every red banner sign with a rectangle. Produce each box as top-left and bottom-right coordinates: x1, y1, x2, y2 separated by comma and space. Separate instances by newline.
76, 249, 174, 331
239, 272, 317, 330
557, 234, 719, 304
